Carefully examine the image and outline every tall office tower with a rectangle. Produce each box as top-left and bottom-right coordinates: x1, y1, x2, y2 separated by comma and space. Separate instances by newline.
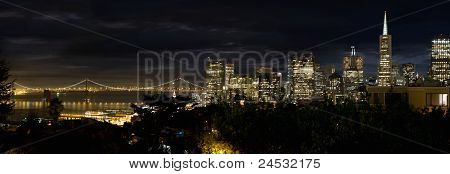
225, 64, 235, 86
290, 51, 315, 101
272, 72, 283, 101
257, 67, 282, 103
257, 67, 272, 102
343, 46, 364, 93
206, 59, 225, 102
402, 63, 416, 85
224, 63, 235, 100
377, 11, 393, 86
430, 35, 450, 82
392, 64, 406, 86
314, 64, 326, 98
328, 70, 344, 104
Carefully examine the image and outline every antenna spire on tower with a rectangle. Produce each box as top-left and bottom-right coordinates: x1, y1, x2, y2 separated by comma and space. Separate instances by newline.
383, 11, 388, 35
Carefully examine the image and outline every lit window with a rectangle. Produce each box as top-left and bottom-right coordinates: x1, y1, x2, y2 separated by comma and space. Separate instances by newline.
426, 93, 448, 106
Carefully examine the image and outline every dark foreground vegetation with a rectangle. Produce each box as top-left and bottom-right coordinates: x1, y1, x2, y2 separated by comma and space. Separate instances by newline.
210, 100, 450, 153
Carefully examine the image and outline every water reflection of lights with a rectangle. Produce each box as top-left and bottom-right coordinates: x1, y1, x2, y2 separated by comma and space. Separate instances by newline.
13, 101, 134, 113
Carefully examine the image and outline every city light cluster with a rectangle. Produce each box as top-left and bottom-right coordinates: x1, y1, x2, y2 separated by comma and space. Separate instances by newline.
204, 11, 450, 108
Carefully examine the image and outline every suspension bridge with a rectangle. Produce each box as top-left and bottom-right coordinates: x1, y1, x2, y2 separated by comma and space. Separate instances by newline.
13, 78, 206, 93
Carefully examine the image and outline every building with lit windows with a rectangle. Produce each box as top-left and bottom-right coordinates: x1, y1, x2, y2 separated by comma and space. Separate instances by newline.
225, 64, 234, 86
392, 64, 406, 86
257, 67, 282, 103
224, 63, 235, 100
271, 72, 283, 101
314, 64, 326, 98
430, 35, 450, 83
328, 70, 345, 104
206, 59, 225, 102
367, 86, 449, 110
343, 46, 364, 100
290, 51, 315, 101
228, 75, 257, 101
402, 63, 417, 86
378, 11, 393, 86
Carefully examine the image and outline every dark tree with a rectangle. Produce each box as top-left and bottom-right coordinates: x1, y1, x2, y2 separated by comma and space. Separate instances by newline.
48, 98, 64, 121
0, 59, 14, 123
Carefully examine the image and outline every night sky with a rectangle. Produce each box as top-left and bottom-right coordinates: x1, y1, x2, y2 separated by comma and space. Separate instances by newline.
1, 0, 450, 87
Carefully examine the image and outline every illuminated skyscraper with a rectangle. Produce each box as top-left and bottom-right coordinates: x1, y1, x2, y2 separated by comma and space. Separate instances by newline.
224, 63, 235, 100
228, 75, 257, 101
343, 46, 364, 88
225, 64, 235, 86
271, 72, 283, 101
314, 64, 326, 98
206, 59, 225, 102
290, 51, 315, 101
257, 67, 282, 103
402, 63, 416, 85
430, 35, 450, 82
392, 64, 406, 86
343, 46, 364, 100
328, 70, 344, 104
377, 11, 393, 86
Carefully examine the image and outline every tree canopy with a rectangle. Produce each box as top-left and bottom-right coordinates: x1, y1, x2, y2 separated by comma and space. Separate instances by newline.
0, 59, 14, 123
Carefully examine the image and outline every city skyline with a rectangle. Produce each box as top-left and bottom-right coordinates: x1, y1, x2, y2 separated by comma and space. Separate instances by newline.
1, 0, 450, 157
1, 0, 450, 87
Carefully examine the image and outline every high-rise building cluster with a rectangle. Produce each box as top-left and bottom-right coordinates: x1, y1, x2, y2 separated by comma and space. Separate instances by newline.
205, 11, 448, 104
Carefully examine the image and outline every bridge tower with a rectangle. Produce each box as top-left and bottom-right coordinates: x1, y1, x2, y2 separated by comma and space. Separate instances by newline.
84, 78, 90, 102
85, 79, 88, 92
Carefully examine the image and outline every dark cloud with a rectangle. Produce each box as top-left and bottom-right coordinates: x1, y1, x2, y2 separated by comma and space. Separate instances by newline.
0, 0, 449, 86
0, 10, 24, 18
97, 21, 136, 29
